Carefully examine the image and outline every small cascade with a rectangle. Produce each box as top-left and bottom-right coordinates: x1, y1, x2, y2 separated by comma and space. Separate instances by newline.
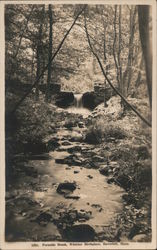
74, 94, 83, 108
67, 93, 90, 117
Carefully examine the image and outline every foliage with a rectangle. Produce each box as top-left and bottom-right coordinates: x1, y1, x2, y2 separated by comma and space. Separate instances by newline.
5, 4, 149, 98
85, 118, 127, 144
5, 94, 57, 148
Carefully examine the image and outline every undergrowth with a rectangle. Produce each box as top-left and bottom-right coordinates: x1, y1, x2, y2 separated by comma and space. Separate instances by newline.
85, 118, 127, 144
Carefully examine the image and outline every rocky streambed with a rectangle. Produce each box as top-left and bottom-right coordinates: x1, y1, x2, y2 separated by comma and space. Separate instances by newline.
5, 109, 125, 242
6, 102, 151, 243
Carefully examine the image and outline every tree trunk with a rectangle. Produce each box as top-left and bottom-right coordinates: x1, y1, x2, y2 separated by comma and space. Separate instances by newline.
135, 55, 144, 87
126, 7, 137, 95
45, 4, 53, 103
138, 5, 152, 109
113, 5, 120, 88
35, 6, 44, 101
117, 6, 123, 93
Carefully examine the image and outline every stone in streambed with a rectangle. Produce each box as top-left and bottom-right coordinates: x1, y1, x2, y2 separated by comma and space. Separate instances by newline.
99, 165, 109, 176
47, 138, 60, 151
78, 122, 85, 128
56, 155, 83, 166
87, 175, 93, 179
56, 182, 76, 195
33, 211, 52, 226
65, 167, 71, 170
65, 195, 80, 200
62, 141, 72, 146
67, 146, 82, 153
74, 170, 80, 174
92, 155, 105, 162
63, 224, 96, 242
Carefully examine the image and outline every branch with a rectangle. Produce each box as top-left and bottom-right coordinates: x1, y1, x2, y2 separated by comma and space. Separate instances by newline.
84, 14, 151, 127
10, 5, 86, 114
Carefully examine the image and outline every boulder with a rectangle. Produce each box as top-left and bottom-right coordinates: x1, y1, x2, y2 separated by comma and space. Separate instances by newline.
56, 182, 77, 195
55, 92, 74, 108
63, 224, 95, 242
82, 92, 97, 110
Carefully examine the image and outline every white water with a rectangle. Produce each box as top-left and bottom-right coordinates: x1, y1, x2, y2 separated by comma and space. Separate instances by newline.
67, 93, 91, 117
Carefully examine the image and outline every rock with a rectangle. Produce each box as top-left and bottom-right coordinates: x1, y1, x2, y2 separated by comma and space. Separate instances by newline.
109, 161, 119, 168
107, 177, 115, 184
69, 135, 83, 142
78, 122, 84, 128
34, 212, 52, 225
47, 138, 60, 151
82, 92, 97, 110
61, 141, 71, 146
56, 147, 67, 152
91, 204, 101, 208
64, 122, 75, 129
67, 146, 82, 153
63, 224, 96, 242
78, 218, 87, 222
65, 167, 71, 170
77, 210, 92, 221
92, 155, 104, 162
55, 155, 83, 166
129, 224, 143, 239
132, 234, 147, 242
65, 195, 80, 200
57, 182, 77, 195
55, 92, 74, 108
87, 175, 93, 179
55, 158, 66, 164
116, 174, 131, 190
84, 132, 100, 144
74, 170, 79, 174
99, 165, 109, 176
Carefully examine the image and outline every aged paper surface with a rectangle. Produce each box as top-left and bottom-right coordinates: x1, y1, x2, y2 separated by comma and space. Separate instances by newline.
0, 0, 156, 249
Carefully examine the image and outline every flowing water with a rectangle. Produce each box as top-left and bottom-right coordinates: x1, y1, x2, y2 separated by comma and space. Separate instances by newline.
67, 93, 91, 117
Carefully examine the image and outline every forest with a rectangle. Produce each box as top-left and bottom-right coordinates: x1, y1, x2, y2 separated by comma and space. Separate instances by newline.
5, 3, 152, 243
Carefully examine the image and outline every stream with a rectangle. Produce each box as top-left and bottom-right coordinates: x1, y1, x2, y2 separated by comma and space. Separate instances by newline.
6, 97, 124, 242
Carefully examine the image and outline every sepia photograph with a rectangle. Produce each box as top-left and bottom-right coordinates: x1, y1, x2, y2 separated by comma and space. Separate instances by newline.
0, 0, 156, 249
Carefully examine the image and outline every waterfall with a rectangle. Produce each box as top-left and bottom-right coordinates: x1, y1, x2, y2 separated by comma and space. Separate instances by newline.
67, 93, 90, 117
74, 94, 83, 108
